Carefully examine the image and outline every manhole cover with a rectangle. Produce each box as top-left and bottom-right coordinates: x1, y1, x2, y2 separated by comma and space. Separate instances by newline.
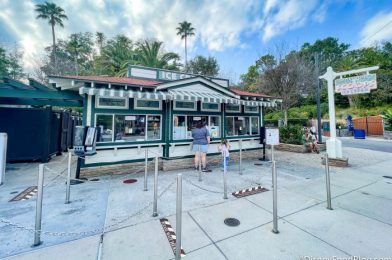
90, 178, 100, 181
383, 176, 392, 179
123, 179, 138, 184
224, 218, 240, 227
70, 180, 84, 185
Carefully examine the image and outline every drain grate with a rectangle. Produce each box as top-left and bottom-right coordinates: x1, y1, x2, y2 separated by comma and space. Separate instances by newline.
9, 186, 37, 202
232, 186, 269, 198
383, 176, 392, 179
224, 218, 240, 227
123, 179, 138, 184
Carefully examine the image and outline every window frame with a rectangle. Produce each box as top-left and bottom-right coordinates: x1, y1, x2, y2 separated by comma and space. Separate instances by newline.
225, 103, 241, 113
201, 102, 221, 112
225, 115, 260, 137
95, 113, 162, 143
172, 114, 221, 140
95, 96, 129, 109
173, 100, 197, 111
244, 105, 260, 113
134, 98, 162, 110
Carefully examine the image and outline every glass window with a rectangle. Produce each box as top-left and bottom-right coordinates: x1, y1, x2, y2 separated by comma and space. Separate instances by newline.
251, 117, 259, 135
115, 115, 146, 142
208, 116, 221, 138
135, 99, 161, 110
96, 97, 128, 109
173, 115, 188, 140
187, 116, 208, 130
174, 101, 196, 111
201, 102, 220, 111
147, 115, 161, 140
225, 117, 234, 136
96, 114, 113, 142
244, 106, 259, 113
226, 104, 241, 112
234, 117, 250, 135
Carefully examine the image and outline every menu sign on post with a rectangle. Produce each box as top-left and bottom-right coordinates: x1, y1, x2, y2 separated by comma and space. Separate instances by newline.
335, 74, 377, 96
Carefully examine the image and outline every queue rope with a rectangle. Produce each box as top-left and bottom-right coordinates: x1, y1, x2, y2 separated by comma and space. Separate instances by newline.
0, 178, 176, 237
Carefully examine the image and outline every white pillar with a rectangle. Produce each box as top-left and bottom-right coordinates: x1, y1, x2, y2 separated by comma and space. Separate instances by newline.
321, 67, 342, 158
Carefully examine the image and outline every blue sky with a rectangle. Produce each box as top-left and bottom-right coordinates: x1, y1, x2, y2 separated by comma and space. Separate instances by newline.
0, 0, 392, 83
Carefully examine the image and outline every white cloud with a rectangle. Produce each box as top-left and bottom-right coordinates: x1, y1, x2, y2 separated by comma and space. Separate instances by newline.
359, 11, 392, 47
261, 0, 319, 43
0, 0, 336, 74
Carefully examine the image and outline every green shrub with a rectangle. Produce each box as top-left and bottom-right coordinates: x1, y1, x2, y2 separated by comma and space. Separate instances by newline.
382, 109, 392, 131
279, 125, 304, 145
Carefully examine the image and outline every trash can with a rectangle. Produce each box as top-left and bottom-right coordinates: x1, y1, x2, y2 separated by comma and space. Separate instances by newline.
354, 129, 366, 139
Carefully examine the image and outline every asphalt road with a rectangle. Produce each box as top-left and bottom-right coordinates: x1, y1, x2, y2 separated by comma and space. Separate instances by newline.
340, 137, 392, 153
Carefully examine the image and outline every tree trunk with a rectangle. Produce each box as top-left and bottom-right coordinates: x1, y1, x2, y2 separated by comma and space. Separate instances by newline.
74, 55, 79, 75
185, 36, 187, 68
51, 22, 57, 74
283, 109, 288, 126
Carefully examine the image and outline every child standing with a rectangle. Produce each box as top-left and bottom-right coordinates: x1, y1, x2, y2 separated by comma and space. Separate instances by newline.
218, 139, 230, 171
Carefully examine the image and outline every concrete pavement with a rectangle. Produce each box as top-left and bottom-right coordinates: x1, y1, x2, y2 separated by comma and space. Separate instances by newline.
1, 145, 392, 259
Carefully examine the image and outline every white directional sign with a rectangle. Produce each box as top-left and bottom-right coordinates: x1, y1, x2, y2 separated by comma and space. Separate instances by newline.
335, 74, 377, 96
266, 128, 279, 145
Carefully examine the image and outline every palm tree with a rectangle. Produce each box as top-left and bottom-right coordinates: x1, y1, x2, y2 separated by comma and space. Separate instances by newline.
136, 40, 180, 69
35, 1, 67, 72
96, 32, 105, 55
176, 21, 195, 67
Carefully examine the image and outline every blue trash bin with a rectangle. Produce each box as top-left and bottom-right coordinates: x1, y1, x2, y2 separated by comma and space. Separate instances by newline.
354, 129, 366, 139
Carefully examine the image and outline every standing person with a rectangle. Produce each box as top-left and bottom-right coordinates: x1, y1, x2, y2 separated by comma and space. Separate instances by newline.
218, 139, 230, 171
192, 120, 210, 172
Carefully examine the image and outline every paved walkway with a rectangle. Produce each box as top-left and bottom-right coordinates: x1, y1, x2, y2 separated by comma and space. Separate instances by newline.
1, 146, 392, 259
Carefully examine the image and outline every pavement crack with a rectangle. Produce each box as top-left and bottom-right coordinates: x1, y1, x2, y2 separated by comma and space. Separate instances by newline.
187, 211, 229, 260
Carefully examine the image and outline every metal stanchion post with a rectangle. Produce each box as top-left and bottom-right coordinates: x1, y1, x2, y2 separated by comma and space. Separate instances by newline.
272, 160, 279, 234
271, 144, 275, 162
198, 145, 202, 182
175, 174, 182, 260
144, 148, 148, 191
33, 164, 44, 246
223, 152, 228, 199
0, 133, 7, 186
239, 139, 242, 175
325, 154, 333, 210
152, 156, 158, 217
65, 152, 72, 204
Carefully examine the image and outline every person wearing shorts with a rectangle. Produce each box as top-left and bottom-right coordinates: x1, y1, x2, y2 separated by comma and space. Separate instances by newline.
192, 120, 210, 172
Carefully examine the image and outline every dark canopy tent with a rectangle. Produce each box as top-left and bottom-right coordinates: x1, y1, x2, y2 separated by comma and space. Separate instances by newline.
0, 77, 83, 162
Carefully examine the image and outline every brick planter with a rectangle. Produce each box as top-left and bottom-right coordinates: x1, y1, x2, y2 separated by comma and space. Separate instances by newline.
81, 149, 263, 177
321, 156, 349, 167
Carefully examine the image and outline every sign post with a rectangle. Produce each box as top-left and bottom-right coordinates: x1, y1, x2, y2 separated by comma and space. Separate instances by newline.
319, 66, 378, 158
266, 128, 279, 234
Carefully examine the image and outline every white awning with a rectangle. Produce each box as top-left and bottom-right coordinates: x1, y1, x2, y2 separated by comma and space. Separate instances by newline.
79, 87, 277, 107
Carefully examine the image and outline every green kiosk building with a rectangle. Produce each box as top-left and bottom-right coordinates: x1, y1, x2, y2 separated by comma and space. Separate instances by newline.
48, 65, 280, 172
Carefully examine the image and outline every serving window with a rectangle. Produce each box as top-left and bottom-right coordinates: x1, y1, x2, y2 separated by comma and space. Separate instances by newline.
95, 113, 161, 143
225, 116, 259, 136
173, 115, 221, 140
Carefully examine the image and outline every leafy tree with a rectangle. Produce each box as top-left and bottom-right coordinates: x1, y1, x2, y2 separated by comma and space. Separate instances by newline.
239, 65, 259, 92
185, 55, 219, 77
101, 35, 135, 76
136, 40, 180, 70
257, 51, 313, 125
0, 47, 9, 77
176, 21, 195, 67
65, 32, 93, 75
35, 1, 67, 72
96, 32, 105, 55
